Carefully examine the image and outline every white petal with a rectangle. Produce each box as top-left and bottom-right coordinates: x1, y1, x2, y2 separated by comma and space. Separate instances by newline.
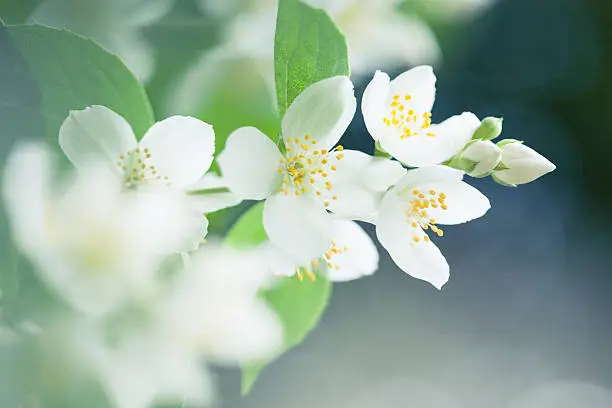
263, 193, 332, 264
394, 165, 463, 192
381, 112, 480, 167
261, 242, 298, 277
186, 174, 242, 213
281, 76, 356, 149
377, 191, 449, 289
217, 127, 282, 200
389, 66, 437, 114
362, 70, 391, 142
418, 181, 491, 225
139, 116, 215, 189
326, 150, 406, 222
495, 143, 556, 185
59, 105, 137, 171
2, 143, 52, 255
325, 220, 378, 282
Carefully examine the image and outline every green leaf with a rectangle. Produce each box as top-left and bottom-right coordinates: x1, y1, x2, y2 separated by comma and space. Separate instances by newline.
1, 24, 154, 143
274, 0, 350, 117
226, 203, 332, 395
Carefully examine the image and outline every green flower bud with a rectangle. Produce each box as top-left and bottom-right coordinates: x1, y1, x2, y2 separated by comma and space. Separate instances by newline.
493, 140, 556, 186
472, 117, 503, 141
460, 140, 502, 177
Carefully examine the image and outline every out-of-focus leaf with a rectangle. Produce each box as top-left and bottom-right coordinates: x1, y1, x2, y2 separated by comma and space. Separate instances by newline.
0, 0, 42, 24
225, 203, 332, 395
1, 24, 154, 141
274, 0, 349, 117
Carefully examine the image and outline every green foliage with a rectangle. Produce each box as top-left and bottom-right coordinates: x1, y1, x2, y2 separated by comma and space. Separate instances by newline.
274, 0, 350, 117
1, 24, 154, 142
225, 203, 332, 395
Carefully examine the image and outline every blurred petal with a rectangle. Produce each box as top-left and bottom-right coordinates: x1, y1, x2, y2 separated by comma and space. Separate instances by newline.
186, 174, 242, 213
282, 76, 356, 150
218, 127, 282, 200
140, 116, 215, 189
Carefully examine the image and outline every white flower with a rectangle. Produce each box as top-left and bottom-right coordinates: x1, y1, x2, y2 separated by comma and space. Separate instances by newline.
264, 219, 379, 282
376, 166, 490, 289
493, 141, 556, 186
2, 143, 205, 317
459, 139, 502, 177
59, 105, 214, 191
59, 105, 234, 224
29, 0, 172, 82
362, 67, 482, 167
154, 245, 282, 363
218, 76, 400, 263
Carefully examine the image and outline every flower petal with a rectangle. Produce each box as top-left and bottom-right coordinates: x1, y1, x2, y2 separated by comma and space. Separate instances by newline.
139, 116, 215, 189
381, 112, 480, 167
282, 76, 356, 150
263, 193, 332, 264
325, 220, 378, 282
394, 165, 463, 192
59, 105, 137, 171
326, 150, 406, 223
418, 180, 491, 226
389, 66, 437, 114
362, 70, 391, 141
377, 191, 449, 289
217, 127, 283, 200
186, 174, 242, 213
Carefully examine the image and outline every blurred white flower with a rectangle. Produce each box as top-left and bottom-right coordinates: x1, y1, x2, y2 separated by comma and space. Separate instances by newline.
200, 0, 440, 75
2, 143, 205, 317
264, 219, 379, 282
376, 166, 490, 289
155, 245, 282, 363
493, 140, 556, 186
59, 105, 237, 216
218, 77, 398, 263
28, 0, 172, 82
362, 67, 481, 167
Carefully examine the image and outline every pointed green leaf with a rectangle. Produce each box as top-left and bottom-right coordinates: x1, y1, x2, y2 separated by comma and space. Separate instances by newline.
274, 0, 349, 117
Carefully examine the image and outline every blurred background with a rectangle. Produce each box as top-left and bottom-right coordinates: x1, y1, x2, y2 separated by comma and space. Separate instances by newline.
1, 0, 612, 407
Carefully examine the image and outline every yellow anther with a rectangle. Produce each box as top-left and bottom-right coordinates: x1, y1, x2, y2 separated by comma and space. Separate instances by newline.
286, 138, 292, 143
412, 189, 419, 195
332, 195, 338, 200
287, 147, 292, 152
399, 105, 405, 111
336, 146, 344, 151
336, 154, 344, 160
278, 168, 283, 173
411, 222, 417, 228
301, 144, 309, 150
313, 150, 319, 155
441, 204, 448, 210
321, 159, 328, 164
295, 138, 301, 143
301, 187, 307, 193
424, 235, 430, 242
322, 172, 328, 178
429, 190, 436, 195
312, 140, 317, 145
305, 134, 311, 140
404, 95, 412, 101
426, 132, 436, 137
321, 149, 328, 155
331, 165, 337, 171
436, 230, 444, 237
309, 178, 315, 183
324, 201, 329, 207
413, 236, 421, 242
307, 158, 313, 165
393, 94, 400, 100
295, 190, 300, 196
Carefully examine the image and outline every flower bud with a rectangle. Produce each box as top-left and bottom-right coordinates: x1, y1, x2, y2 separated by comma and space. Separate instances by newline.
493, 140, 556, 186
472, 117, 503, 141
461, 140, 502, 177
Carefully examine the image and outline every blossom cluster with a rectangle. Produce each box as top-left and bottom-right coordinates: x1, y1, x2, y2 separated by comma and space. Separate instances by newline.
1, 66, 554, 408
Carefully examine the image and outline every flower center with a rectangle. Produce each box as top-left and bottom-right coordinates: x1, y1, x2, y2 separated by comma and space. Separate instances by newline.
382, 94, 435, 139
116, 147, 170, 188
404, 188, 448, 245
277, 134, 345, 207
